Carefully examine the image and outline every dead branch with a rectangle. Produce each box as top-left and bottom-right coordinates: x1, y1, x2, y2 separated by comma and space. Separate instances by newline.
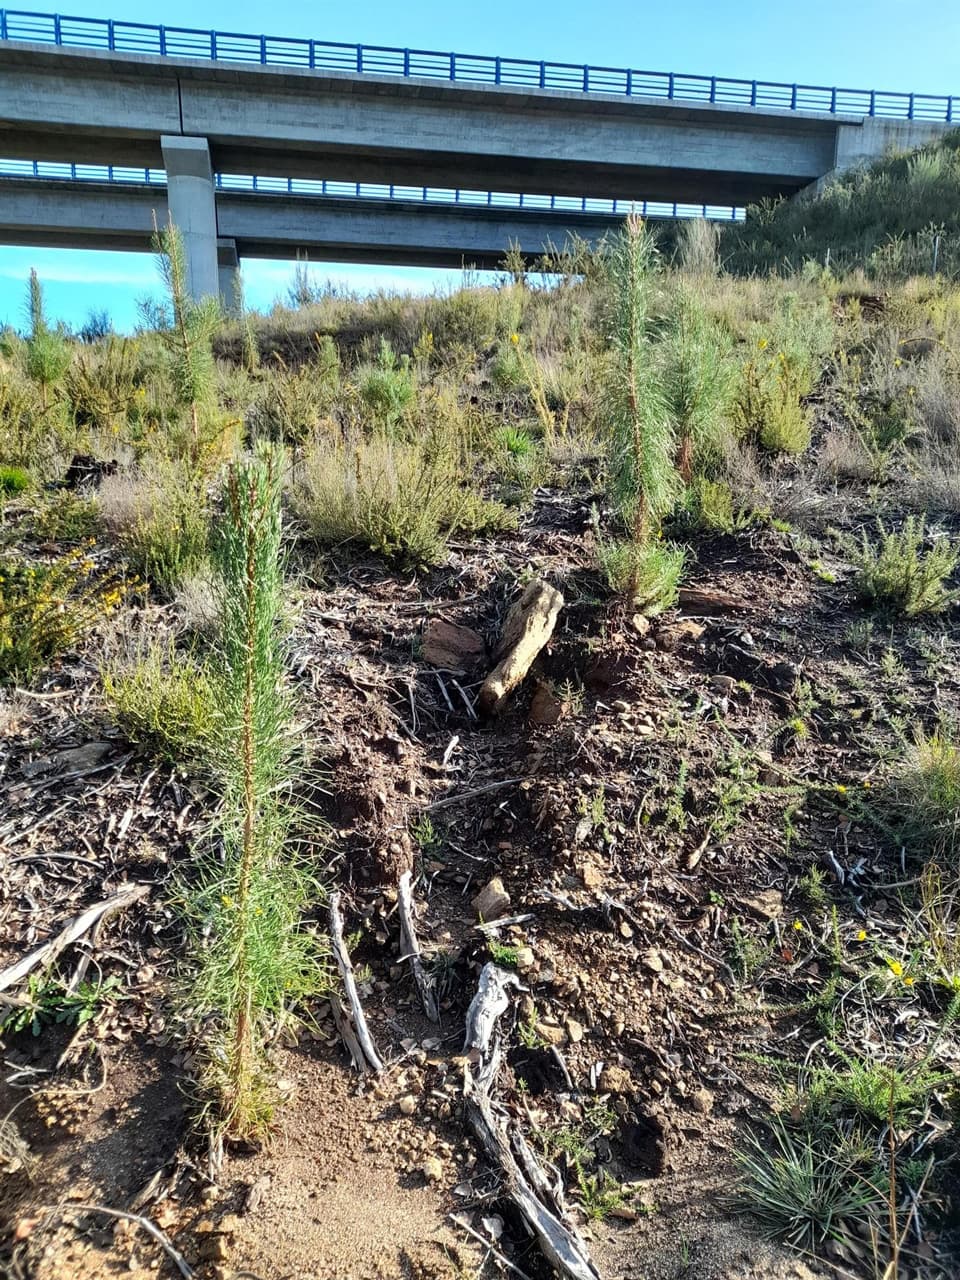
0, 884, 150, 994
328, 891, 383, 1074
462, 962, 600, 1280
397, 870, 439, 1023
65, 1203, 193, 1278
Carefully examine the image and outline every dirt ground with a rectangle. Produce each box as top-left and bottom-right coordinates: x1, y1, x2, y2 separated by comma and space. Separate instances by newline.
2, 476, 959, 1279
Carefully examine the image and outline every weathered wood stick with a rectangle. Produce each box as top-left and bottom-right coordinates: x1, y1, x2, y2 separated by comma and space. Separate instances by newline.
66, 1204, 194, 1279
397, 870, 439, 1023
0, 884, 150, 994
462, 962, 600, 1280
328, 891, 383, 1074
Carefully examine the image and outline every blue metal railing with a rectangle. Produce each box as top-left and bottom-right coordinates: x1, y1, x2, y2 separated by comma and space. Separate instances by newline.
0, 158, 746, 221
0, 8, 956, 123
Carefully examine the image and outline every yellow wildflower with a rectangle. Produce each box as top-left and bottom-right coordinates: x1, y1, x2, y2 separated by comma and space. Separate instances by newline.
904, 976, 915, 986
836, 784, 847, 795
510, 332, 520, 345
758, 338, 769, 350
856, 929, 867, 942
793, 920, 803, 932
221, 894, 235, 908
887, 959, 903, 977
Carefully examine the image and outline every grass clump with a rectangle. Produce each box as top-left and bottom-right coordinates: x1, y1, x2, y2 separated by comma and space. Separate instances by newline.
102, 639, 218, 765
735, 1115, 886, 1257
848, 516, 960, 616
888, 722, 960, 862
99, 463, 210, 597
0, 546, 126, 684
181, 446, 322, 1141
292, 434, 511, 566
0, 465, 29, 496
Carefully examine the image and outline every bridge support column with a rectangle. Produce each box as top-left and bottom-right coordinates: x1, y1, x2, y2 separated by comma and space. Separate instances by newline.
160, 134, 219, 301
217, 238, 241, 316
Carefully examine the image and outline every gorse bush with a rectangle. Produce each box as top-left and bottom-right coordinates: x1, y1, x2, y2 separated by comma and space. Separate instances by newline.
32, 491, 100, 543
102, 638, 218, 765
182, 447, 322, 1139
734, 348, 812, 456
0, 546, 126, 684
357, 339, 415, 432
847, 516, 960, 616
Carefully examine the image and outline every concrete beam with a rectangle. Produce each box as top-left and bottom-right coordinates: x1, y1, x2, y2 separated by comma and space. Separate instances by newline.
0, 177, 625, 268
160, 135, 220, 301
218, 237, 241, 315
0, 41, 873, 206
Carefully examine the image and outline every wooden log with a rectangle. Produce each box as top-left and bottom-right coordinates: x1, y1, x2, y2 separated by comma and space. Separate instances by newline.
397, 870, 439, 1023
478, 580, 564, 717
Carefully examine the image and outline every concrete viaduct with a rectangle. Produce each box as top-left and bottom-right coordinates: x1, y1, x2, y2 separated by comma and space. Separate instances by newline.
0, 13, 955, 302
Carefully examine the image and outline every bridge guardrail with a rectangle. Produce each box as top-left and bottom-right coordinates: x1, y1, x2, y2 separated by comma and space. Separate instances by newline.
0, 8, 956, 123
0, 158, 746, 221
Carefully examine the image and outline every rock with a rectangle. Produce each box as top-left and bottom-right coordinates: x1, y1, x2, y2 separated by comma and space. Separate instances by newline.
642, 948, 665, 973
421, 1156, 444, 1183
690, 1087, 714, 1116
743, 888, 784, 921
399, 1095, 417, 1116
478, 579, 564, 716
565, 1018, 584, 1043
471, 877, 511, 921
580, 863, 604, 889
529, 681, 563, 726
421, 619, 486, 672
514, 946, 535, 971
631, 614, 651, 637
656, 620, 705, 651
598, 1065, 634, 1095
536, 1021, 567, 1046
198, 1236, 230, 1263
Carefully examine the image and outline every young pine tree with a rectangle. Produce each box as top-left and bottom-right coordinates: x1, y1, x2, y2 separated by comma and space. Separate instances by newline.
24, 269, 70, 410
660, 284, 735, 486
152, 216, 220, 459
184, 446, 320, 1140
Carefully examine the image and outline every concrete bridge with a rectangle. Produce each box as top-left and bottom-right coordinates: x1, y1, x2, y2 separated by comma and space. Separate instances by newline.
0, 11, 955, 301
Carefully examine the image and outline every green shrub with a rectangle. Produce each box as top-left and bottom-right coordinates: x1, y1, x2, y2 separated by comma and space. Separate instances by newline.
32, 491, 100, 543
292, 434, 511, 565
102, 639, 218, 764
888, 721, 960, 861
99, 464, 210, 597
848, 516, 960, 616
597, 537, 685, 614
0, 465, 29, 496
0, 546, 126, 684
357, 339, 415, 431
734, 352, 812, 455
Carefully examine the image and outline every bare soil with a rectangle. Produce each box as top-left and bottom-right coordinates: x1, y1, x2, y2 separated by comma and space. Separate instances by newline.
2, 476, 959, 1279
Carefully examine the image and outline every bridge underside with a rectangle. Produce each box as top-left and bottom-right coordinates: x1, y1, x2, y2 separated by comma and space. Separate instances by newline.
0, 178, 626, 271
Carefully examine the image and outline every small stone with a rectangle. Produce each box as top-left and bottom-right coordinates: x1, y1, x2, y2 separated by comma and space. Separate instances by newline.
580, 863, 604, 889
529, 682, 563, 726
472, 877, 511, 921
399, 1095, 417, 1116
690, 1088, 714, 1116
631, 614, 651, 637
536, 1021, 567, 1046
515, 946, 535, 971
421, 1156, 444, 1183
565, 1018, 584, 1043
642, 948, 665, 973
598, 1065, 633, 1095
743, 889, 783, 921
198, 1237, 230, 1263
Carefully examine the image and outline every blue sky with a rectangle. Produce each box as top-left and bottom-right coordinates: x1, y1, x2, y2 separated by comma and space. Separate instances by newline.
2, 0, 959, 330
